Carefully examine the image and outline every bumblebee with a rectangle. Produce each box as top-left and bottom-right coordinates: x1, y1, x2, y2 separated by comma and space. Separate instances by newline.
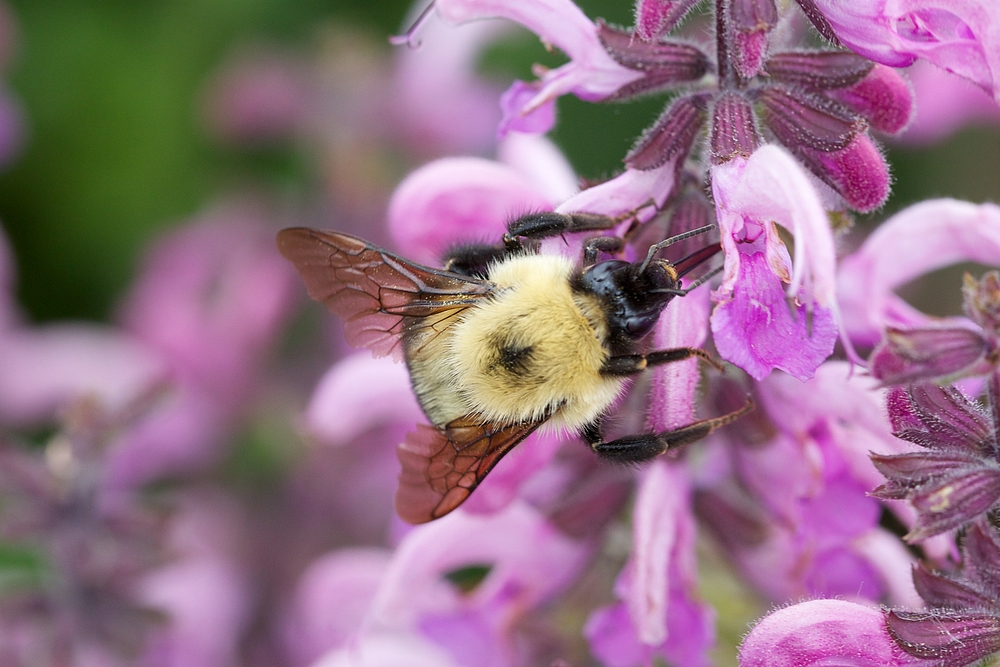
278, 210, 751, 523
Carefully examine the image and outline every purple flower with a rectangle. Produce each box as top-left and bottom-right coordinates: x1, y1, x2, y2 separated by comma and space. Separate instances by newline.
303, 502, 590, 667
710, 145, 840, 381
809, 0, 1000, 103
427, 0, 645, 133
201, 48, 309, 145
740, 599, 915, 667
696, 362, 923, 604
872, 381, 1000, 541
585, 462, 715, 667
885, 520, 1000, 667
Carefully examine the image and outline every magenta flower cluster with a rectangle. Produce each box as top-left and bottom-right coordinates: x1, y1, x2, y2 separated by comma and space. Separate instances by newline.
2, 0, 1000, 665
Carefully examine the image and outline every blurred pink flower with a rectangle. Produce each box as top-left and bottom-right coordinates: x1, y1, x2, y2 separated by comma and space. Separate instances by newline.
138, 492, 252, 667
282, 548, 393, 667
393, 9, 507, 153
120, 202, 297, 407
586, 462, 714, 667
0, 325, 166, 427
901, 60, 1000, 143
838, 198, 1000, 346
202, 49, 310, 145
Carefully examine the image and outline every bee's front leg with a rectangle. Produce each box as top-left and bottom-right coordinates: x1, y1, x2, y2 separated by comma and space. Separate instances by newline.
582, 398, 754, 463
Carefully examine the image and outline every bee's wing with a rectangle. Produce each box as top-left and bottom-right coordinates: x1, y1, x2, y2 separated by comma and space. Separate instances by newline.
277, 228, 494, 360
395, 416, 543, 523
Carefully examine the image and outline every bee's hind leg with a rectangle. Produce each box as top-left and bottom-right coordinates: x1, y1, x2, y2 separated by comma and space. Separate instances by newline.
582, 397, 753, 463
600, 347, 726, 376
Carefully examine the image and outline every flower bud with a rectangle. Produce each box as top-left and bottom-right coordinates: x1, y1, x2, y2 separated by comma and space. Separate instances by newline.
633, 0, 700, 42
625, 94, 707, 170
829, 64, 913, 134
796, 133, 890, 212
598, 21, 709, 99
759, 86, 859, 152
709, 91, 759, 164
766, 50, 873, 90
869, 326, 990, 385
730, 0, 778, 79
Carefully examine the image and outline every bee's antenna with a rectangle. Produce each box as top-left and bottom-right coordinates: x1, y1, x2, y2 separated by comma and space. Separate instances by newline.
639, 224, 716, 274
651, 264, 724, 297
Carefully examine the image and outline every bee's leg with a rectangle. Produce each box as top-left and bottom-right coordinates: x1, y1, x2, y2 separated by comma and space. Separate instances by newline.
584, 398, 754, 463
582, 236, 624, 267
601, 347, 725, 376
503, 211, 622, 250
441, 243, 510, 278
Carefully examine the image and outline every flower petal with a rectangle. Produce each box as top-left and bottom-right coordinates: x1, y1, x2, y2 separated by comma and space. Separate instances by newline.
435, 0, 643, 109
305, 353, 424, 446
711, 249, 837, 380
811, 0, 1000, 103
712, 144, 838, 308
740, 599, 909, 667
387, 157, 555, 264
837, 199, 1000, 345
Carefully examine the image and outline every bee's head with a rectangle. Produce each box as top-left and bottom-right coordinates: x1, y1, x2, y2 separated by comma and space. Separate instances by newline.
578, 258, 680, 342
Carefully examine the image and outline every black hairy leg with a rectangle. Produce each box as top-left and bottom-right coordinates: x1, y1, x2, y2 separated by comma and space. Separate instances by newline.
441, 243, 510, 278
582, 236, 624, 267
581, 397, 754, 463
600, 347, 725, 376
503, 201, 656, 251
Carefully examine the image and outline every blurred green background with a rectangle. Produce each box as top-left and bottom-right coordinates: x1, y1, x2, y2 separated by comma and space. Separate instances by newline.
1, 0, 998, 324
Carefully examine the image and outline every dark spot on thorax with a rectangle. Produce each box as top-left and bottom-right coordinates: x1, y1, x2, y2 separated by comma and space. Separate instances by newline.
497, 343, 534, 375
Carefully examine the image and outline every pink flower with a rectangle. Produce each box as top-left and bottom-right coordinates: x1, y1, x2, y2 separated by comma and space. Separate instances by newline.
585, 462, 715, 667
810, 0, 1000, 103
393, 10, 507, 153
710, 144, 840, 381
837, 199, 1000, 346
900, 61, 1000, 143
120, 202, 297, 408
299, 502, 590, 667
428, 0, 644, 130
695, 362, 924, 605
739, 599, 915, 667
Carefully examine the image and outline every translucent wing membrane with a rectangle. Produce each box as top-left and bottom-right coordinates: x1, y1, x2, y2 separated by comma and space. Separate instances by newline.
277, 228, 494, 360
395, 417, 543, 523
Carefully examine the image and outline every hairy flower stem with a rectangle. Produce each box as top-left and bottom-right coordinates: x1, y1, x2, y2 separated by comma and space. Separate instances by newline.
716, 0, 733, 86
